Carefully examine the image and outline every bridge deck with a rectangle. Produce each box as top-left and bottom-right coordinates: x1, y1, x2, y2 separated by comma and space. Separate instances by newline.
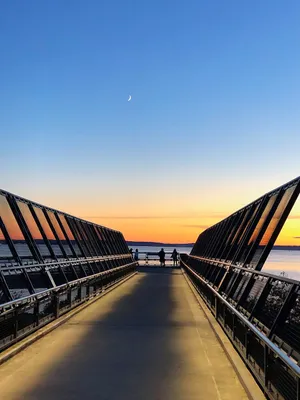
0, 269, 249, 400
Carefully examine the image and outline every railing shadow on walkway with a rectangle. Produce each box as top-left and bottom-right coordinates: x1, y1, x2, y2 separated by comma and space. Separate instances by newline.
13, 271, 186, 400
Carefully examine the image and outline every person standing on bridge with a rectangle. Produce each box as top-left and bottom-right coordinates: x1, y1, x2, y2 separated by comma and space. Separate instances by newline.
171, 249, 178, 266
134, 249, 139, 262
158, 248, 165, 267
129, 248, 133, 259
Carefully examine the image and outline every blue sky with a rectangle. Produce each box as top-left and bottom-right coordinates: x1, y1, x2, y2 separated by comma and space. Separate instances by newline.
1, 1, 300, 241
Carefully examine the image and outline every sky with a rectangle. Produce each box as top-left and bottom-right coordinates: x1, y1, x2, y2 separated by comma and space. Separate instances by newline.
1, 1, 300, 244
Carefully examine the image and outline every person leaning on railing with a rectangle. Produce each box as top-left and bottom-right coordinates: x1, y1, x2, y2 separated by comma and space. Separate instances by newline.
171, 249, 178, 266
134, 249, 139, 263
158, 248, 165, 267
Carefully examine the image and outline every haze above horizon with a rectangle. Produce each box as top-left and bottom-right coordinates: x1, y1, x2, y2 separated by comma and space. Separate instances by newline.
1, 1, 300, 245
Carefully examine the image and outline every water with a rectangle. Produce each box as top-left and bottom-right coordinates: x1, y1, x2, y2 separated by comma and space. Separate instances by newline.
263, 250, 300, 281
130, 245, 193, 256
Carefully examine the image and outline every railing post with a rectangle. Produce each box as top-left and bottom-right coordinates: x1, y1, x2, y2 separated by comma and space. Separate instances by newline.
264, 345, 269, 388
35, 301, 40, 326
14, 308, 19, 339
68, 287, 72, 307
0, 270, 13, 302
78, 285, 82, 302
232, 313, 236, 341
54, 292, 59, 318
215, 296, 218, 318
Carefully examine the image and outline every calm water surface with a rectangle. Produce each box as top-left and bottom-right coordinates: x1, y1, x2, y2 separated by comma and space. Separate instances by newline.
134, 246, 300, 281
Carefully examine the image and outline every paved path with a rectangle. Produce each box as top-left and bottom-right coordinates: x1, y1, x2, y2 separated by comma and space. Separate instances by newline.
0, 269, 249, 400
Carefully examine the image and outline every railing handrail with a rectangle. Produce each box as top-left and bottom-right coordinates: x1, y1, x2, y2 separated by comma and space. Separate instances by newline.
188, 254, 300, 285
181, 258, 300, 378
0, 262, 136, 313
0, 253, 131, 272
131, 251, 176, 254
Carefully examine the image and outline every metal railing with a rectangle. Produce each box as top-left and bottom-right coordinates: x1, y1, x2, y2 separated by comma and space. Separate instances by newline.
191, 176, 300, 272
132, 251, 179, 267
0, 254, 134, 304
0, 186, 138, 352
181, 254, 300, 400
0, 261, 136, 353
0, 187, 129, 273
181, 177, 300, 400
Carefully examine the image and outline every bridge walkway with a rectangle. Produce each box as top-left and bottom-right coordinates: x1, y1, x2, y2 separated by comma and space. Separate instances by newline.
0, 268, 250, 400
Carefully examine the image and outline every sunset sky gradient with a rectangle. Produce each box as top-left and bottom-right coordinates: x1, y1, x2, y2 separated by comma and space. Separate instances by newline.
1, 1, 300, 244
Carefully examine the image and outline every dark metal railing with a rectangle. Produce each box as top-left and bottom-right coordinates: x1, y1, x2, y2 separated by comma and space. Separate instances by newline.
0, 187, 129, 268
192, 176, 300, 272
132, 251, 179, 266
0, 260, 136, 353
0, 187, 137, 352
181, 256, 300, 400
182, 177, 300, 400
0, 254, 134, 304
0, 187, 132, 303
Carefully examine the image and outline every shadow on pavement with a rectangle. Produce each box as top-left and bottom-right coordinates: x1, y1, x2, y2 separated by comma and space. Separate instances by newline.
21, 272, 182, 400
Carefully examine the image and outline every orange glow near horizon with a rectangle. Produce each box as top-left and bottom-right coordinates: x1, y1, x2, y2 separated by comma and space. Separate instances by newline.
28, 175, 298, 245
1, 185, 298, 246
275, 199, 300, 246
83, 215, 299, 245
87, 216, 212, 243
83, 199, 300, 245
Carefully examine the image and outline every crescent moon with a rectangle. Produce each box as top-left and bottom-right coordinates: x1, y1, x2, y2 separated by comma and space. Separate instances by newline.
128, 95, 132, 101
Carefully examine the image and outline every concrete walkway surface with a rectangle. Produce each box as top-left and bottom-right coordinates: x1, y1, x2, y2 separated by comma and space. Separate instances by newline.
0, 269, 251, 400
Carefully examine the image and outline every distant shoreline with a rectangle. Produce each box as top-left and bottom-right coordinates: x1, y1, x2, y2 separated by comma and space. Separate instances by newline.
272, 246, 300, 251
126, 241, 300, 251
126, 241, 194, 247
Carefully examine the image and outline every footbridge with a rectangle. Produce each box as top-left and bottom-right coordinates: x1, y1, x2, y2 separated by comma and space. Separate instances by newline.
0, 177, 299, 400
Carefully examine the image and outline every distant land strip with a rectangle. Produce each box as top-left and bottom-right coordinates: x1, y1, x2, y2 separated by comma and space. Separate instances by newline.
126, 241, 194, 247
126, 242, 300, 251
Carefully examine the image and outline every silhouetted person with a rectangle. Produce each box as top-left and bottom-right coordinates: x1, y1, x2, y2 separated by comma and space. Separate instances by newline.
129, 248, 133, 259
171, 249, 178, 266
134, 248, 139, 262
158, 248, 165, 267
